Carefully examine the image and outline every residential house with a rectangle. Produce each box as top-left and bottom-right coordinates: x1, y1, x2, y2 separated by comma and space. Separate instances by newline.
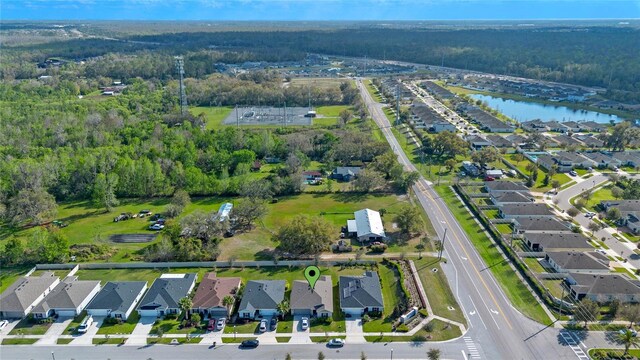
191, 273, 241, 318
547, 151, 596, 172
523, 232, 593, 252
302, 171, 324, 185
466, 135, 491, 150
0, 273, 60, 319
86, 281, 148, 320
564, 273, 640, 303
505, 134, 529, 148
579, 121, 606, 133
484, 181, 529, 194
237, 280, 286, 319
511, 217, 572, 235
499, 203, 554, 219
521, 119, 548, 132
137, 274, 197, 317
544, 251, 609, 274
31, 277, 101, 318
549, 134, 584, 148
486, 135, 513, 148
581, 152, 622, 169
339, 272, 384, 316
544, 121, 566, 133
331, 167, 362, 182
490, 191, 533, 205
347, 209, 386, 242
575, 135, 604, 148
462, 161, 481, 177
560, 121, 582, 133
612, 152, 640, 168
600, 200, 640, 234
290, 276, 333, 318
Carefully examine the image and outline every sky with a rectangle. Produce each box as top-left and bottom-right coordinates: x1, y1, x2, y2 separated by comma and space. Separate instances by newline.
2, 0, 639, 21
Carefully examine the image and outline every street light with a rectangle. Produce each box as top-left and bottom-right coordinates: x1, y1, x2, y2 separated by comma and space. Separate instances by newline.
51, 352, 56, 360
234, 325, 236, 339
391, 348, 394, 360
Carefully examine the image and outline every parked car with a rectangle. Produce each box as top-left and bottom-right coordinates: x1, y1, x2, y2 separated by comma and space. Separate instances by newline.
114, 213, 132, 222
327, 338, 345, 347
301, 317, 309, 330
569, 170, 578, 176
585, 212, 596, 218
259, 319, 268, 333
207, 319, 216, 331
216, 318, 226, 331
619, 329, 638, 337
77, 315, 93, 333
240, 339, 259, 348
484, 176, 495, 181
270, 317, 277, 331
0, 320, 9, 331
149, 223, 165, 231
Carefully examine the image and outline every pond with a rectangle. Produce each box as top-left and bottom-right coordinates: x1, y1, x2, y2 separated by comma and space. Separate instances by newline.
469, 94, 622, 124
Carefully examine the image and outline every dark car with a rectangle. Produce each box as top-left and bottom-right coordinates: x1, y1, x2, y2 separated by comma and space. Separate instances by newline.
240, 339, 259, 348
207, 319, 216, 331
270, 317, 277, 331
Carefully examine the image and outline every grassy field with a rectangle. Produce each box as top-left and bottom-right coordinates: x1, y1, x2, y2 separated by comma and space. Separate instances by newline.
190, 106, 234, 130
0, 266, 31, 293
523, 257, 546, 273
362, 262, 403, 332
9, 318, 52, 335
97, 312, 141, 335
365, 319, 462, 342
583, 184, 614, 212
149, 316, 207, 335
365, 80, 384, 103
93, 337, 127, 345
57, 338, 74, 344
276, 315, 294, 333
414, 258, 466, 325
1, 338, 39, 345
290, 77, 347, 91
435, 185, 552, 325
505, 154, 572, 192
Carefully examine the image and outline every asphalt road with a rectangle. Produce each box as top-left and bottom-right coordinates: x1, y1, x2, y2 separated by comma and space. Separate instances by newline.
356, 78, 587, 360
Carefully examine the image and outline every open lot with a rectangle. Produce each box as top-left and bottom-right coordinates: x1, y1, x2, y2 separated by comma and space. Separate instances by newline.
414, 258, 466, 325
505, 154, 572, 192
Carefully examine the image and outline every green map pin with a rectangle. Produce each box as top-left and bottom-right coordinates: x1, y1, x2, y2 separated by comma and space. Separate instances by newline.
304, 265, 321, 290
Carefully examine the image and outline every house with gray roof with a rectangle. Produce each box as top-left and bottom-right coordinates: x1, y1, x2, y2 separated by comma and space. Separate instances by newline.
511, 217, 572, 235
0, 272, 60, 319
523, 232, 593, 253
86, 281, 147, 320
485, 135, 513, 148
339, 271, 384, 316
499, 203, 554, 219
191, 272, 241, 318
290, 276, 333, 318
544, 251, 609, 274
31, 277, 101, 318
331, 167, 362, 182
612, 151, 640, 168
490, 191, 533, 205
137, 274, 196, 317
601, 200, 640, 234
565, 273, 640, 303
237, 280, 285, 319
581, 152, 622, 169
484, 181, 529, 194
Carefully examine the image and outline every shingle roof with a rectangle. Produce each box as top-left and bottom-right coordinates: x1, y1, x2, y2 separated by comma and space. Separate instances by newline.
546, 251, 609, 271
290, 276, 333, 314
191, 273, 240, 309
484, 181, 529, 192
513, 217, 572, 232
492, 192, 533, 204
568, 273, 640, 296
86, 281, 147, 313
32, 277, 100, 312
500, 203, 553, 217
137, 274, 196, 311
238, 280, 285, 313
524, 232, 593, 251
339, 272, 383, 309
0, 273, 59, 314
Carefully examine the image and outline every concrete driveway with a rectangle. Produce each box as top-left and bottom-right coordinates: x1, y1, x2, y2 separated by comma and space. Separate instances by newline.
70, 316, 104, 345
0, 319, 21, 338
344, 316, 365, 344
290, 315, 311, 344
36, 317, 73, 345
126, 316, 156, 346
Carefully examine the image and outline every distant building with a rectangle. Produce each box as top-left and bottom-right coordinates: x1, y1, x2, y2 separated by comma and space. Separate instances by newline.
331, 167, 362, 182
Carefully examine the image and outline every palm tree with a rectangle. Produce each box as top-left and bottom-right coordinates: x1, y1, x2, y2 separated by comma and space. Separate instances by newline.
223, 295, 235, 313
427, 348, 441, 360
277, 300, 290, 320
617, 329, 640, 355
178, 297, 193, 320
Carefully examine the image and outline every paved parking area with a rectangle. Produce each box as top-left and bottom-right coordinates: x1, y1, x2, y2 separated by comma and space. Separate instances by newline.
36, 317, 73, 345
0, 319, 21, 338
344, 316, 365, 344
290, 315, 311, 344
126, 316, 156, 346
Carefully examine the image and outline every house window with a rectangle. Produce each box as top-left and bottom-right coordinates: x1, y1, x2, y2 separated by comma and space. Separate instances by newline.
371, 307, 380, 312
322, 313, 329, 318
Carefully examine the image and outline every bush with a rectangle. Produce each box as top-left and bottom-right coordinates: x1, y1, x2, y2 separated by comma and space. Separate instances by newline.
418, 309, 429, 317
411, 334, 427, 342
424, 321, 435, 332
103, 317, 122, 325
165, 313, 178, 320
369, 244, 388, 253
367, 310, 382, 319
362, 314, 371, 324
311, 317, 333, 326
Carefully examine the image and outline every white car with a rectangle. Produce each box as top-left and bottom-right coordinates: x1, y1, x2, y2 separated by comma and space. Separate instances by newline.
300, 317, 309, 330
0, 320, 8, 331
149, 223, 165, 231
327, 338, 345, 347
585, 212, 596, 218
259, 319, 268, 333
216, 317, 225, 331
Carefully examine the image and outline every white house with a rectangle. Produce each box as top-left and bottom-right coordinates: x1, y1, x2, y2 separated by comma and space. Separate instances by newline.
347, 209, 386, 242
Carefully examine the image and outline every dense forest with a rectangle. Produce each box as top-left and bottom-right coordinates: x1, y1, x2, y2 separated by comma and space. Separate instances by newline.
2, 24, 639, 103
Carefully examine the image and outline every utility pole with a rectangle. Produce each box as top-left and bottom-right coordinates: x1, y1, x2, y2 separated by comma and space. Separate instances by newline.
235, 105, 239, 129
395, 84, 400, 126
175, 56, 187, 116
439, 228, 448, 260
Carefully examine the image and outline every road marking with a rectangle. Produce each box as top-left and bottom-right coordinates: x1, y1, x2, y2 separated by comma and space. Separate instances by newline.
463, 336, 482, 359
460, 256, 468, 261
468, 295, 487, 330
560, 332, 590, 360
490, 309, 499, 315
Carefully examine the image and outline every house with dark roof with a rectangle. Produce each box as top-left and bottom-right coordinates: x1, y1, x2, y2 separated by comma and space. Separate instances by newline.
137, 274, 196, 317
579, 121, 606, 133
31, 277, 101, 318
511, 217, 572, 235
612, 151, 640, 168
486, 135, 513, 148
565, 273, 640, 303
581, 152, 622, 169
484, 181, 529, 194
490, 191, 533, 205
544, 251, 609, 274
339, 271, 384, 316
601, 200, 640, 234
331, 167, 362, 182
523, 232, 593, 253
290, 276, 333, 318
0, 273, 60, 319
86, 281, 147, 320
498, 203, 554, 219
191, 273, 241, 318
237, 280, 286, 319
466, 135, 491, 150
575, 135, 604, 148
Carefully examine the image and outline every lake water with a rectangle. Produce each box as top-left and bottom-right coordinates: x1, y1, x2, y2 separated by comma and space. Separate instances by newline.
469, 94, 621, 124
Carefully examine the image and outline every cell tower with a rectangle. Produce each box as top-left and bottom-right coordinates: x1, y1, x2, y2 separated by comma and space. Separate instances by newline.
175, 56, 187, 115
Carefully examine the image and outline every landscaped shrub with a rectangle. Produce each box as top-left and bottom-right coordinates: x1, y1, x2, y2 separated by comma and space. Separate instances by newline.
369, 244, 387, 253
367, 311, 383, 319
396, 324, 409, 332
424, 321, 435, 332
411, 334, 427, 342
418, 309, 429, 317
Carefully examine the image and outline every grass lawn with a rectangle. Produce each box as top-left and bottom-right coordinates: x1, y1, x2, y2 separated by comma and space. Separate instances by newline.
504, 154, 571, 192
190, 106, 234, 130
149, 315, 206, 335
223, 321, 258, 334
57, 338, 74, 344
523, 257, 546, 273
310, 335, 346, 343
147, 337, 203, 345
276, 315, 293, 333
583, 184, 614, 212
315, 105, 350, 117
290, 77, 347, 91
414, 258, 466, 325
365, 319, 462, 342
1, 338, 38, 345
495, 223, 513, 235
97, 312, 141, 335
64, 311, 88, 335
365, 80, 384, 103
9, 318, 53, 335
589, 348, 640, 359
221, 337, 256, 343
0, 266, 31, 294
362, 262, 403, 332
92, 337, 127, 345
435, 185, 553, 325
276, 336, 291, 343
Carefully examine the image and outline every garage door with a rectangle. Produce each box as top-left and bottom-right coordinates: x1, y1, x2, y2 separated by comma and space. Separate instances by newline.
57, 310, 77, 317
292, 309, 311, 317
